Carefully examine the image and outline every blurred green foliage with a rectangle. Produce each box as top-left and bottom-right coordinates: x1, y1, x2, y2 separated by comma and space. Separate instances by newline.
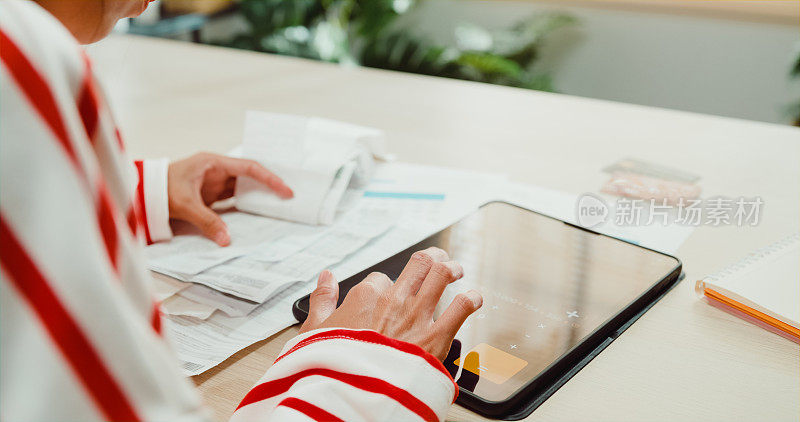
218, 0, 577, 92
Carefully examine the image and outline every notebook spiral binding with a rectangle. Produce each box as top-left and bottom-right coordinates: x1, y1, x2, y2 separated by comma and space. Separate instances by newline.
703, 233, 800, 283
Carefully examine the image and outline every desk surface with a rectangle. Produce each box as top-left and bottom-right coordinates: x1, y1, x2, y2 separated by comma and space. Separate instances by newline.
87, 35, 799, 422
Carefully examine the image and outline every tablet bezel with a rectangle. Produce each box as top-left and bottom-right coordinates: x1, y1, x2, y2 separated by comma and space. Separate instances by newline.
292, 201, 682, 418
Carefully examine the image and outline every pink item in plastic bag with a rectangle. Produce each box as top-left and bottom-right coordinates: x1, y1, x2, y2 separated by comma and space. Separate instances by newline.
601, 171, 701, 205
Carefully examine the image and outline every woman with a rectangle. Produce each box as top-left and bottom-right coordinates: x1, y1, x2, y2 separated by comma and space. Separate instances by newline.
0, 0, 482, 421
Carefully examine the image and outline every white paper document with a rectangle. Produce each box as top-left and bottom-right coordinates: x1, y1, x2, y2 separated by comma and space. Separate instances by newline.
161, 294, 217, 320
167, 285, 300, 375
150, 202, 398, 303
235, 111, 385, 225
146, 212, 299, 276
150, 273, 191, 301
177, 284, 260, 318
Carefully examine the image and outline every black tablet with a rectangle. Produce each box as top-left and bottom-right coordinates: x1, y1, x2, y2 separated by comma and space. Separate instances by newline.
293, 201, 682, 419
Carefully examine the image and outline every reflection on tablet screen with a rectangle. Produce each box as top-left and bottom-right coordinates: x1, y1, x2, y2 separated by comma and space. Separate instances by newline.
454, 343, 528, 385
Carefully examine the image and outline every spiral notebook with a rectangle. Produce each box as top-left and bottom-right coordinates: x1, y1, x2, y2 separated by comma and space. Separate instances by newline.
695, 233, 799, 342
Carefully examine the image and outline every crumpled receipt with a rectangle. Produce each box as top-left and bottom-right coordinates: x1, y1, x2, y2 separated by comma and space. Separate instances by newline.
235, 111, 387, 225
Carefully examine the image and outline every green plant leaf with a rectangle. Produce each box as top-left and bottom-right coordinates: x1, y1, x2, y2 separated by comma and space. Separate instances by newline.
238, 0, 322, 37
456, 52, 523, 78
352, 0, 408, 38
492, 12, 577, 66
360, 32, 455, 75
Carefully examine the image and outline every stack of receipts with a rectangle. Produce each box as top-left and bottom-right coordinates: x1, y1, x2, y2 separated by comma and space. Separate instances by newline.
147, 203, 396, 304
149, 161, 696, 376
235, 111, 388, 225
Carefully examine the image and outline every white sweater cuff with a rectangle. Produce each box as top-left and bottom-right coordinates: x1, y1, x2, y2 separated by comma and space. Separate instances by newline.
143, 158, 172, 242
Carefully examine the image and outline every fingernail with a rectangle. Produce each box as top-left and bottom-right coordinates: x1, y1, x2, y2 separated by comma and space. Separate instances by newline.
277, 186, 294, 199
466, 290, 483, 308
453, 263, 464, 280
215, 229, 230, 246
318, 270, 332, 286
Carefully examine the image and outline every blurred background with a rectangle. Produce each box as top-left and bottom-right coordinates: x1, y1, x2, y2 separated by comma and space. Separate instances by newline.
118, 0, 800, 126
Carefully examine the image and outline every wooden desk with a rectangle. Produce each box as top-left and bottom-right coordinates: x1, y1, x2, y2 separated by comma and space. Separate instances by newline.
87, 35, 800, 422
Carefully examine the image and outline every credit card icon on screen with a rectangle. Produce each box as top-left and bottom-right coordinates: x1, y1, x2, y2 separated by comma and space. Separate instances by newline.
454, 343, 528, 384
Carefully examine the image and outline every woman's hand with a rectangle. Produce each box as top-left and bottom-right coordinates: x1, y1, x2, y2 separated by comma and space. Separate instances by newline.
300, 247, 483, 361
167, 152, 293, 246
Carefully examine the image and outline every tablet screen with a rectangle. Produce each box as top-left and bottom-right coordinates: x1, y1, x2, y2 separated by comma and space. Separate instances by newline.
409, 202, 680, 402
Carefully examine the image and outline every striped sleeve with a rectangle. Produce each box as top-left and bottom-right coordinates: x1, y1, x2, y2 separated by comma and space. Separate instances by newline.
231, 328, 458, 422
0, 1, 206, 421
134, 158, 173, 244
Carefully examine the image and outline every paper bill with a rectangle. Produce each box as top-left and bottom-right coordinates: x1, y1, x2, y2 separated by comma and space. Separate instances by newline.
150, 272, 191, 301
184, 207, 398, 302
146, 212, 297, 276
234, 111, 383, 225
176, 284, 260, 318
161, 294, 217, 320
167, 284, 301, 376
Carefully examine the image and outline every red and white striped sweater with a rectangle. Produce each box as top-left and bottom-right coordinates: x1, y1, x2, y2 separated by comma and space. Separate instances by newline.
0, 1, 456, 421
